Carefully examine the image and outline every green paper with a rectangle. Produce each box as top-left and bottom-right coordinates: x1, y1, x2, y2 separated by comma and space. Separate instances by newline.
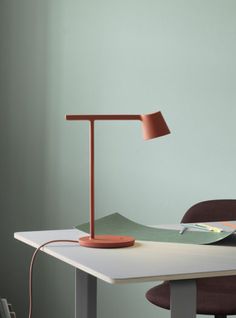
76, 213, 235, 245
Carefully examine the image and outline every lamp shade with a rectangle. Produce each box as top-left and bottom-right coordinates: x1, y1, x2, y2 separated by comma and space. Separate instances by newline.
141, 111, 170, 140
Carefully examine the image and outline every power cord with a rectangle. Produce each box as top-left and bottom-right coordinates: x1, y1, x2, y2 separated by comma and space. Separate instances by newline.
28, 239, 79, 318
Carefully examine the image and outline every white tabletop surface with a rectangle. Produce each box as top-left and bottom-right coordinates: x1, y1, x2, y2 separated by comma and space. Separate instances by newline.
14, 228, 236, 284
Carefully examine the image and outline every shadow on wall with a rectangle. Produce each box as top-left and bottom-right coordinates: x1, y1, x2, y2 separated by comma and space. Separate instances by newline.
0, 1, 50, 317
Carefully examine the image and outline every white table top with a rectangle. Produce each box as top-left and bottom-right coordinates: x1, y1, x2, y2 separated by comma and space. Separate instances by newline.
14, 228, 236, 284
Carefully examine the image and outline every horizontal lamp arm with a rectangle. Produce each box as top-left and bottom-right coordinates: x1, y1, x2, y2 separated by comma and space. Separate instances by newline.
66, 114, 141, 121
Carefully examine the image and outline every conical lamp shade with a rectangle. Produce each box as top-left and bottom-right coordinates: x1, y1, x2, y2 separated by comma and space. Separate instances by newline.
141, 111, 170, 140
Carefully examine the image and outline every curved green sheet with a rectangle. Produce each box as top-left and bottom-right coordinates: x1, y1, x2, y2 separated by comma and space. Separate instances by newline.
76, 213, 235, 245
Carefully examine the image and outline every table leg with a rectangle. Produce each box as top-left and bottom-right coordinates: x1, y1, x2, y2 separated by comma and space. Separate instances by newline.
75, 269, 97, 318
170, 279, 196, 318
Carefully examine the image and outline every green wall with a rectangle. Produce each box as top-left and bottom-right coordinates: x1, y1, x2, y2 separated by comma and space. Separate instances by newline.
1, 0, 236, 317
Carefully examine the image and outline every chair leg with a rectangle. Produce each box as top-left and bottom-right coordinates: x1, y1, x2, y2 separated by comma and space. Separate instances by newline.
215, 315, 227, 318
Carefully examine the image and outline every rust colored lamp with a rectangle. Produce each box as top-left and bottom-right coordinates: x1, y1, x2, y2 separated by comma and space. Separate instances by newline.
66, 111, 170, 248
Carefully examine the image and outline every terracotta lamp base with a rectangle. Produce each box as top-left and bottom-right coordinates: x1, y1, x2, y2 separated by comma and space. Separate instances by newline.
79, 234, 135, 248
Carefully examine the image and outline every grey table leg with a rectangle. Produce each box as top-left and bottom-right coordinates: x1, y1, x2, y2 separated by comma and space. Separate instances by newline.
170, 279, 196, 318
75, 269, 97, 318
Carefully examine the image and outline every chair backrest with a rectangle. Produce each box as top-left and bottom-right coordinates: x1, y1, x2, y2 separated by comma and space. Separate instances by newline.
181, 199, 236, 223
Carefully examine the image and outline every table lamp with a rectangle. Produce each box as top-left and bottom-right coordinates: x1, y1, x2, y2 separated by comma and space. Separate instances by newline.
66, 111, 170, 248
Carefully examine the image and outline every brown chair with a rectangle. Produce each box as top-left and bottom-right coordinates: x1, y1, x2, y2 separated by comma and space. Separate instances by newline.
145, 199, 236, 318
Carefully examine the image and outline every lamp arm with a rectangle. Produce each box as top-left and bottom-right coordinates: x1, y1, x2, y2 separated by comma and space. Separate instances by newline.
66, 114, 141, 121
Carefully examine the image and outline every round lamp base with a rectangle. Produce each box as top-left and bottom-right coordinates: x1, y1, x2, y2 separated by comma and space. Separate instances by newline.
79, 235, 135, 248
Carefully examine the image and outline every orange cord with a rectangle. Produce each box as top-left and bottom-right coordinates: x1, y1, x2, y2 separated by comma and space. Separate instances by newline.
28, 239, 79, 318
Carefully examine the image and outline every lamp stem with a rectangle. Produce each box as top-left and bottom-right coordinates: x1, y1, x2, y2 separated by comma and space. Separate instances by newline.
90, 120, 95, 239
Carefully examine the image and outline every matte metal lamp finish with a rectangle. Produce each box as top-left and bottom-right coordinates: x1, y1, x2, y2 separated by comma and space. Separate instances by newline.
141, 111, 170, 140
66, 111, 170, 248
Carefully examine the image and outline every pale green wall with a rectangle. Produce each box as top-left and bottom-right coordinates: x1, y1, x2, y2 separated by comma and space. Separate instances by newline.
1, 0, 236, 317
